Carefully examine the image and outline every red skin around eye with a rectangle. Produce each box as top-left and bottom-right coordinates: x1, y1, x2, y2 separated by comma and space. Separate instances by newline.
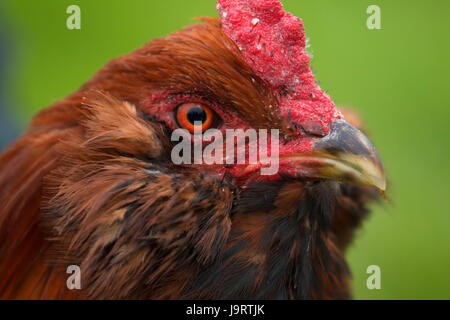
144, 91, 249, 135
176, 103, 214, 133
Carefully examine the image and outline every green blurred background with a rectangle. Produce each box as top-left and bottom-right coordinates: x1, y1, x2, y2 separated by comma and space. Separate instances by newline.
0, 0, 449, 299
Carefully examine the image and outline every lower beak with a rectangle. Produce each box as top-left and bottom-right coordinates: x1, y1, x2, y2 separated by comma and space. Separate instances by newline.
283, 119, 386, 191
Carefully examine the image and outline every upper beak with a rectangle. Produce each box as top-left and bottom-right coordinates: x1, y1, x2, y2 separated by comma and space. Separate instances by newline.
283, 119, 386, 191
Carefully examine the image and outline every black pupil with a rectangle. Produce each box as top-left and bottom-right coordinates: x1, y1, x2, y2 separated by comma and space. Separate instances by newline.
187, 106, 207, 124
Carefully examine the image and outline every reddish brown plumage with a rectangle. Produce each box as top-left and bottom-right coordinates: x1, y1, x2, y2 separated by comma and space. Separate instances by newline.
0, 17, 380, 299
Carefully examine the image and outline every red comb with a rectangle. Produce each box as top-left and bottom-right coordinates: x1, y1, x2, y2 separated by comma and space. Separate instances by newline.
217, 0, 341, 135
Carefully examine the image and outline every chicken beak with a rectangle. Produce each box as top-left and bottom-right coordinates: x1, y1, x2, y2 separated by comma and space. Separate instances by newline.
283, 119, 386, 191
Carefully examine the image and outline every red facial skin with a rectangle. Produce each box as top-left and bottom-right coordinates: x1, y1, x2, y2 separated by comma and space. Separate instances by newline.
147, 0, 342, 186
147, 92, 318, 187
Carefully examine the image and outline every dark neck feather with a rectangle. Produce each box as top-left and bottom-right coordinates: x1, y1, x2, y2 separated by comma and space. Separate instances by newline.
183, 180, 351, 299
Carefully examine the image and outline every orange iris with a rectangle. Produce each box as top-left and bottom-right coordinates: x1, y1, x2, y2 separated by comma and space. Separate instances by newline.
176, 103, 214, 133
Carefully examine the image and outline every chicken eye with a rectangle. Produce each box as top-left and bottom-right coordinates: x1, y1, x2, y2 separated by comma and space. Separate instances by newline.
175, 103, 215, 133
